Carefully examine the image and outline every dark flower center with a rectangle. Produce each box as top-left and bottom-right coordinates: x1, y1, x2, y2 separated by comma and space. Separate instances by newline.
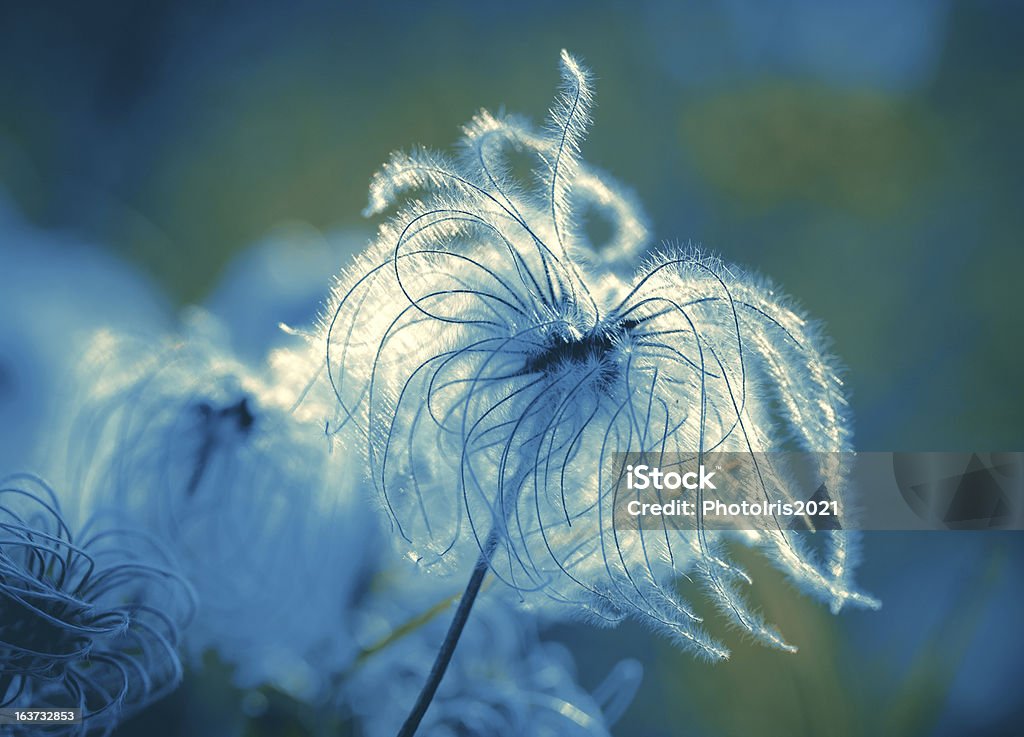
186, 397, 256, 496
196, 397, 255, 434
522, 318, 636, 381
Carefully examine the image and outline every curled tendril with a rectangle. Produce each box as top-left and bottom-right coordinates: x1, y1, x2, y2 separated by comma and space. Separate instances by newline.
319, 50, 878, 661
0, 474, 193, 736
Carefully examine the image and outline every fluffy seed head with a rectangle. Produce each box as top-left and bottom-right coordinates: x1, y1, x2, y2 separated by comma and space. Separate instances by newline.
321, 51, 877, 659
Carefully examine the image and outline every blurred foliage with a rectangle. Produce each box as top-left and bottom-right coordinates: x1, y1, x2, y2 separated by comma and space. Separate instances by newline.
116, 653, 356, 737
659, 545, 1004, 737
679, 83, 938, 216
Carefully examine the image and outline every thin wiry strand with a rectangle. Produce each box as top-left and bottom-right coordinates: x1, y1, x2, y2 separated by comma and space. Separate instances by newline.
458, 108, 650, 273
64, 320, 372, 700
345, 563, 641, 737
571, 166, 650, 273
544, 49, 594, 253
364, 53, 649, 275
323, 50, 876, 662
0, 475, 192, 736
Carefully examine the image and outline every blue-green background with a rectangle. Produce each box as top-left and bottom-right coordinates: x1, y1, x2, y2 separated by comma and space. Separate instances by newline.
2, 2, 1021, 735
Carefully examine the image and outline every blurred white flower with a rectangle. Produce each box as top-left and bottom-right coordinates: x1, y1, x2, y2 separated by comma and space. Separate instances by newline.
65, 314, 374, 700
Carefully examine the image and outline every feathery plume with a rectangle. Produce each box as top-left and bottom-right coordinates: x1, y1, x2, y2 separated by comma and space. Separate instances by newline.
321, 51, 877, 662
